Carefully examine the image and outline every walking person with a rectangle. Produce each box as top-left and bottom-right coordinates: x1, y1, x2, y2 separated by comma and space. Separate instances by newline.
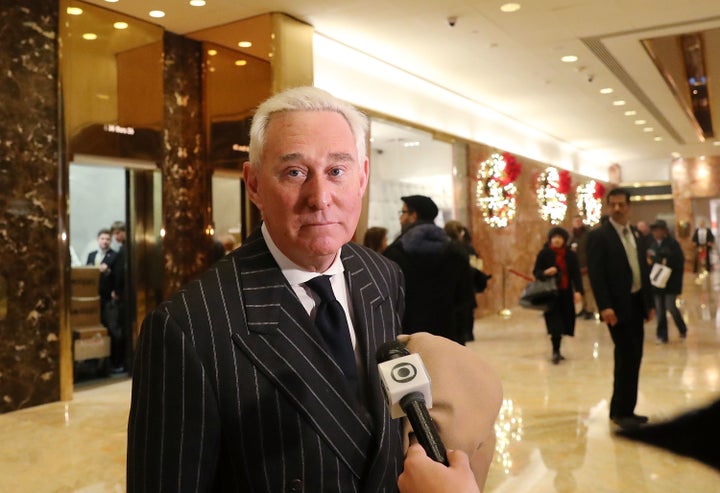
647, 220, 688, 343
533, 227, 583, 364
587, 188, 654, 430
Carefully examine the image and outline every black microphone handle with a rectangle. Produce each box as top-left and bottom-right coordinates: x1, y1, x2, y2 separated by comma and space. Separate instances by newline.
400, 391, 449, 466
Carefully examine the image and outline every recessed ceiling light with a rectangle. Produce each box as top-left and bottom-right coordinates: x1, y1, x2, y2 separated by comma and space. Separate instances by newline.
190, 0, 206, 5
654, 136, 663, 141
500, 3, 521, 12
624, 110, 637, 116
104, 0, 119, 3
561, 55, 578, 63
113, 21, 128, 29
599, 87, 613, 94
238, 41, 252, 48
82, 33, 97, 40
612, 100, 626, 106
713, 141, 720, 146
149, 10, 165, 18
634, 119, 646, 125
207, 49, 217, 56
671, 152, 681, 158
643, 127, 654, 132
66, 7, 83, 15
234, 59, 248, 66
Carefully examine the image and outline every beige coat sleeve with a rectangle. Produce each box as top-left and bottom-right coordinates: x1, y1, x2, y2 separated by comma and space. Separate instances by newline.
399, 332, 503, 491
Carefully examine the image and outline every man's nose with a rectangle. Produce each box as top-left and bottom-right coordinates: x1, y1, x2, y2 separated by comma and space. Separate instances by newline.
305, 175, 331, 208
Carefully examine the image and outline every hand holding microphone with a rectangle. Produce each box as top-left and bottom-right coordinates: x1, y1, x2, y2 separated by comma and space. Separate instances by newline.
376, 340, 448, 465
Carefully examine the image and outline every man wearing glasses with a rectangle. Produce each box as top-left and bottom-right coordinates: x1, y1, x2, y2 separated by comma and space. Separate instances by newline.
384, 195, 472, 345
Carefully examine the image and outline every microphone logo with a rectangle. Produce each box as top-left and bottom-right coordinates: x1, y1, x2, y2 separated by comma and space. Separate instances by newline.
390, 362, 417, 383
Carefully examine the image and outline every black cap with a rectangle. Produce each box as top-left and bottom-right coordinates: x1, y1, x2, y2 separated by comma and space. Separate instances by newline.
650, 220, 668, 230
401, 195, 439, 221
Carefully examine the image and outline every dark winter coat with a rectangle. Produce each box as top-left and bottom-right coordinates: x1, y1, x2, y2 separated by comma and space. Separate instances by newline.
533, 245, 583, 337
647, 235, 685, 294
384, 222, 472, 344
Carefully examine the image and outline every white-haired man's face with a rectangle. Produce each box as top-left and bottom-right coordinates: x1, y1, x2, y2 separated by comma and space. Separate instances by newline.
244, 110, 368, 272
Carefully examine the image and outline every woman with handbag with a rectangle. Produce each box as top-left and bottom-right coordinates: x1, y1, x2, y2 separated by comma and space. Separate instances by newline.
647, 220, 687, 343
533, 227, 584, 364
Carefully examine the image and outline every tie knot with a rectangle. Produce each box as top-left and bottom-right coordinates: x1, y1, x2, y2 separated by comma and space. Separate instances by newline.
623, 227, 629, 236
306, 275, 336, 303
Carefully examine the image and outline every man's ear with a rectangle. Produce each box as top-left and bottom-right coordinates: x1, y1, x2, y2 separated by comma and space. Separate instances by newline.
243, 161, 261, 209
359, 157, 369, 195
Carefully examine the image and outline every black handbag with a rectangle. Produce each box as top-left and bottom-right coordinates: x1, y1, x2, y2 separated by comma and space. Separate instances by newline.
519, 278, 558, 311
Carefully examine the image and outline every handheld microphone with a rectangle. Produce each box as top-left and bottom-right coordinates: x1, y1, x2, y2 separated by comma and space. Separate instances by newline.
376, 340, 449, 465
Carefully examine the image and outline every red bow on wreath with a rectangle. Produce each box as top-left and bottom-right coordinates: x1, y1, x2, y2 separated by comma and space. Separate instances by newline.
500, 152, 522, 186
557, 170, 571, 195
593, 181, 606, 200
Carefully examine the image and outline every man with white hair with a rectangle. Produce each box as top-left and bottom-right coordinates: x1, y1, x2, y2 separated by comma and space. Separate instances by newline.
127, 87, 501, 492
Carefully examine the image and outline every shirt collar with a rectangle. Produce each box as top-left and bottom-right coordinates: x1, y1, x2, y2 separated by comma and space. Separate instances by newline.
609, 217, 630, 236
261, 223, 345, 286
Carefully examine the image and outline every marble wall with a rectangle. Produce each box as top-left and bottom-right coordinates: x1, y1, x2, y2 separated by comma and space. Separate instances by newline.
162, 32, 213, 296
467, 144, 603, 317
0, 3, 62, 411
670, 156, 720, 269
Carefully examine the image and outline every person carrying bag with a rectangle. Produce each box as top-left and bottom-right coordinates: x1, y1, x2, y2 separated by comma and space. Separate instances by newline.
647, 220, 688, 343
530, 227, 584, 364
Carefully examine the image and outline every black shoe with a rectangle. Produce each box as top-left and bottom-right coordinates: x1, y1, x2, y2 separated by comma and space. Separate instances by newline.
611, 414, 649, 429
552, 352, 561, 364
611, 416, 643, 430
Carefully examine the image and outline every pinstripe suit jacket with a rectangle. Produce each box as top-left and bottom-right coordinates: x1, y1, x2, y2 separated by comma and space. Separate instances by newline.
127, 228, 406, 492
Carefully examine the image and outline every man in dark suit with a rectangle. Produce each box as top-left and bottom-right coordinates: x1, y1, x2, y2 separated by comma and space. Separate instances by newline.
85, 228, 117, 329
587, 188, 654, 430
127, 87, 499, 492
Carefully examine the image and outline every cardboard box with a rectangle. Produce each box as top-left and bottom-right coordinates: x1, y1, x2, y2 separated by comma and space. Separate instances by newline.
73, 325, 108, 340
74, 334, 110, 361
71, 266, 100, 298
70, 297, 101, 328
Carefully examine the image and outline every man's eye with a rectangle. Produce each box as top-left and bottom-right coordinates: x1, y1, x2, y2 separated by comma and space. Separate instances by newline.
329, 168, 344, 177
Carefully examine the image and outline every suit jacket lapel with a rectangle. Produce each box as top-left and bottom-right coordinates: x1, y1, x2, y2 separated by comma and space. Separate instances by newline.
342, 244, 402, 490
228, 232, 374, 479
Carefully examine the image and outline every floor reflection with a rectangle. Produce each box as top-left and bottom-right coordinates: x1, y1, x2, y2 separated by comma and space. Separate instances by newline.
477, 271, 720, 492
0, 273, 718, 492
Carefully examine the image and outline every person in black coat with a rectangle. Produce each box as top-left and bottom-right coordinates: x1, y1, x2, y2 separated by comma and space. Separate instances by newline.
384, 195, 472, 345
533, 226, 583, 364
647, 220, 687, 343
85, 228, 118, 328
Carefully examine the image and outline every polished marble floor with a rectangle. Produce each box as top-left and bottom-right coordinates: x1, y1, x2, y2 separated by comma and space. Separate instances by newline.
1, 273, 719, 492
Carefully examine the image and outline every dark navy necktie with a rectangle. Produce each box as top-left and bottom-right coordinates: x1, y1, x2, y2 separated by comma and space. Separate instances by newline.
305, 275, 358, 391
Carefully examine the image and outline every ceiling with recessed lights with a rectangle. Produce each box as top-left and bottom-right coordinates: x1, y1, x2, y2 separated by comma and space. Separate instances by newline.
78, 0, 720, 181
